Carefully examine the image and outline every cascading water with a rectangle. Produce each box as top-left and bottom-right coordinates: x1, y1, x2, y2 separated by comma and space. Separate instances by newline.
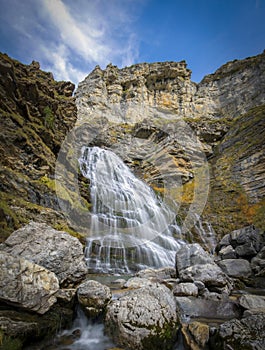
78, 146, 184, 273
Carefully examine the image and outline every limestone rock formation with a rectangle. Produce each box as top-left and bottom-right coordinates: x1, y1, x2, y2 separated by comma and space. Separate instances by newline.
0, 251, 59, 314
0, 221, 87, 287
75, 50, 265, 239
105, 283, 178, 350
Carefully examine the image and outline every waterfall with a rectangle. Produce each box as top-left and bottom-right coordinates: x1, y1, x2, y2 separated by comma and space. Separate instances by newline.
78, 146, 183, 273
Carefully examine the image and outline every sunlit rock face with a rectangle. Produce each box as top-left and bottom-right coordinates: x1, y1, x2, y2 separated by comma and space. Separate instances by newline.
75, 50, 265, 237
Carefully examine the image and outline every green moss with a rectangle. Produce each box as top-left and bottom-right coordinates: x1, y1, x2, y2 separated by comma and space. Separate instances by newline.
253, 201, 265, 231
0, 336, 23, 350
141, 321, 178, 350
43, 106, 55, 129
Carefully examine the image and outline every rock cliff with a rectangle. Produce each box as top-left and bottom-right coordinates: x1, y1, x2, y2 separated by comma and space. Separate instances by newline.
75, 50, 265, 238
0, 50, 265, 242
0, 53, 81, 241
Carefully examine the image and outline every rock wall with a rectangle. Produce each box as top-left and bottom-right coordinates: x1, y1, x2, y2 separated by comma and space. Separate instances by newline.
0, 53, 80, 241
1, 50, 265, 241
75, 50, 265, 238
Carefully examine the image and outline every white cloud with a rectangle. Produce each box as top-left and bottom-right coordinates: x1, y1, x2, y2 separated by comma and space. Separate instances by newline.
42, 0, 110, 65
0, 0, 142, 85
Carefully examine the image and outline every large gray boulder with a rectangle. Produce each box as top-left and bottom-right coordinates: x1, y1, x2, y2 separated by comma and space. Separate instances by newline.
239, 294, 265, 310
0, 251, 59, 314
175, 243, 230, 288
105, 283, 178, 350
1, 222, 87, 287
218, 258, 252, 278
175, 296, 241, 321
77, 280, 111, 318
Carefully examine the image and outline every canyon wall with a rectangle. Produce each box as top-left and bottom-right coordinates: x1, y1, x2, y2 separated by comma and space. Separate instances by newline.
1, 50, 265, 241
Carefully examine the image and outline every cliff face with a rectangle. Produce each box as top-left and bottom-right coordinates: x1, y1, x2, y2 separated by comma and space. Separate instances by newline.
75, 50, 265, 237
1, 51, 264, 242
0, 53, 78, 241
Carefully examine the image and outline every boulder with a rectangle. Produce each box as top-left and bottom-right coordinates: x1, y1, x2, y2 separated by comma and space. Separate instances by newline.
179, 263, 229, 287
218, 258, 252, 278
1, 222, 87, 287
77, 280, 111, 318
176, 244, 213, 272
219, 245, 237, 259
105, 283, 178, 350
175, 296, 241, 321
235, 242, 257, 258
124, 277, 156, 289
213, 314, 265, 350
176, 244, 230, 288
239, 294, 265, 310
0, 251, 59, 314
173, 282, 198, 297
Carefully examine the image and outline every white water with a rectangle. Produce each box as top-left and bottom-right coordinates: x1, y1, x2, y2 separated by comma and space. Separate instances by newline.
79, 146, 184, 273
50, 307, 114, 350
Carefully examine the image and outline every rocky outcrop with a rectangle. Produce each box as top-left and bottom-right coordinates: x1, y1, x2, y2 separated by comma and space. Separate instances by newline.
77, 280, 111, 319
175, 243, 232, 291
105, 282, 178, 350
0, 221, 87, 287
0, 52, 80, 241
216, 226, 265, 285
0, 251, 59, 314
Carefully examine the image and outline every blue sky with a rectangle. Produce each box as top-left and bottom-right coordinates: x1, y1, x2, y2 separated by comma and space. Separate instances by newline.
0, 0, 264, 86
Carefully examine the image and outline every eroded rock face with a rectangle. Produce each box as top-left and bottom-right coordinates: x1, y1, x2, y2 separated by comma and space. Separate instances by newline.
0, 251, 59, 314
1, 221, 87, 287
105, 283, 178, 350
75, 52, 265, 238
0, 53, 77, 241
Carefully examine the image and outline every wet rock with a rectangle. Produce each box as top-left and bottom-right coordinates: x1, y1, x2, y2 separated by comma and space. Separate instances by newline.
105, 283, 178, 350
173, 283, 198, 297
77, 280, 111, 319
0, 307, 73, 349
0, 251, 59, 314
1, 222, 87, 287
218, 258, 252, 278
175, 296, 241, 321
214, 313, 265, 350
